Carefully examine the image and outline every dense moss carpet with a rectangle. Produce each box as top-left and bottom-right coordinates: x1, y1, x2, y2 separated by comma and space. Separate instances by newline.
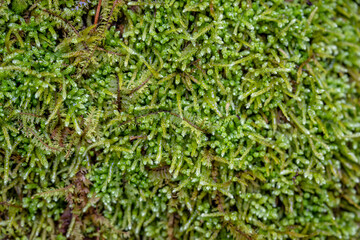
0, 0, 360, 239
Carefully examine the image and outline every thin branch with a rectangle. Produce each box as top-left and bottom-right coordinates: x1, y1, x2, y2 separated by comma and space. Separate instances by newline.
94, 0, 103, 28
0, 201, 23, 209
27, 127, 61, 152
105, 0, 122, 30
41, 9, 80, 36
129, 75, 152, 96
118, 110, 208, 133
129, 135, 147, 141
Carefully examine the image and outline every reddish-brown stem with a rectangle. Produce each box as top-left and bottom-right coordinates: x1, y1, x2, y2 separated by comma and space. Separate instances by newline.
94, 0, 103, 28
129, 75, 152, 96
27, 127, 61, 152
0, 201, 23, 209
105, 0, 121, 30
41, 9, 80, 36
129, 135, 147, 141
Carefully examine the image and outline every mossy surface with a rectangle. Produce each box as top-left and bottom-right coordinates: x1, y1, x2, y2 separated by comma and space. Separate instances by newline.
0, 0, 360, 239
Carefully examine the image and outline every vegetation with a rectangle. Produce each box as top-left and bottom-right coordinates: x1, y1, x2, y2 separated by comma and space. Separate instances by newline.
0, 0, 359, 239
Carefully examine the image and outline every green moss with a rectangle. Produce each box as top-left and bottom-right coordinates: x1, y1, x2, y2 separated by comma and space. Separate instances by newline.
0, 0, 360, 239
10, 0, 29, 14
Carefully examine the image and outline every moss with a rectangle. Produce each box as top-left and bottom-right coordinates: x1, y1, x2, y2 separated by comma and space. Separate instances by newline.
10, 0, 29, 14
0, 0, 360, 239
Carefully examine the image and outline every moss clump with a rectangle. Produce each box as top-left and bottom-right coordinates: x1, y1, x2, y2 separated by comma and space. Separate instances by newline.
0, 0, 360, 239
10, 0, 30, 14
